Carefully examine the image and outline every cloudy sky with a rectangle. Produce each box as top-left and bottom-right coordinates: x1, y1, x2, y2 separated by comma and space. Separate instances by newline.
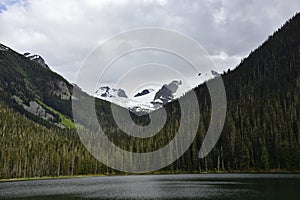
0, 0, 299, 93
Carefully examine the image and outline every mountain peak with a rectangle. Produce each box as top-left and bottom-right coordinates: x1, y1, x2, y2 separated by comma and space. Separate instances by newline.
0, 43, 9, 51
94, 80, 185, 114
153, 80, 182, 104
24, 52, 50, 69
95, 86, 128, 98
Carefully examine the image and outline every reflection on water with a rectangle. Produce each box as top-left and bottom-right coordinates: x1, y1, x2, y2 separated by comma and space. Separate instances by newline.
0, 174, 300, 200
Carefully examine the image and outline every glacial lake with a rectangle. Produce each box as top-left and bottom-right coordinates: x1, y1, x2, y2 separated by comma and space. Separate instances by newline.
1, 174, 300, 200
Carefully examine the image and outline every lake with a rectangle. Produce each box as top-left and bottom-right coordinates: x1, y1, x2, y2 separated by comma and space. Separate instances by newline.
0, 174, 300, 200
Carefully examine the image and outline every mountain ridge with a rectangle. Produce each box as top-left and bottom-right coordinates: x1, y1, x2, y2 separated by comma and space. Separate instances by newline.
0, 12, 300, 178
94, 80, 184, 113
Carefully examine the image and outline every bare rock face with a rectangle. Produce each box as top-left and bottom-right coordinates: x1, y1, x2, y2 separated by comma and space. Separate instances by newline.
211, 70, 221, 77
0, 44, 9, 51
117, 89, 128, 98
134, 89, 151, 97
95, 86, 128, 98
23, 101, 55, 121
153, 80, 182, 104
48, 80, 71, 100
23, 53, 50, 69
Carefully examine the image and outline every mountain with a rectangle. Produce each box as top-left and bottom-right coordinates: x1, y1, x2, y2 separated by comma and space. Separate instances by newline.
79, 12, 300, 171
191, 13, 300, 171
1, 13, 300, 179
95, 86, 128, 98
0, 44, 77, 128
94, 80, 184, 114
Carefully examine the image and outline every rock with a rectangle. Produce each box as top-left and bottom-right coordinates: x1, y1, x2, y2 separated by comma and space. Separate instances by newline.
211, 70, 221, 77
134, 89, 151, 97
153, 80, 182, 104
24, 53, 50, 69
48, 80, 71, 100
23, 101, 55, 121
95, 86, 128, 98
0, 44, 9, 51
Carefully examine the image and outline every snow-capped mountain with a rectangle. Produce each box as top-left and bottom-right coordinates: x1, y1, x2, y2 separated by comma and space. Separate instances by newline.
94, 80, 184, 114
24, 53, 49, 69
95, 86, 128, 98
93, 69, 222, 114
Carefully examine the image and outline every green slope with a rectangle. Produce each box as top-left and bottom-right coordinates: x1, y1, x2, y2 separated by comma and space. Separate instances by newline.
0, 44, 74, 128
0, 12, 300, 179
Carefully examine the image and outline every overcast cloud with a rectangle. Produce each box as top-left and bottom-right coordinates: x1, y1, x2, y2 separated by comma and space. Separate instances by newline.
0, 0, 299, 91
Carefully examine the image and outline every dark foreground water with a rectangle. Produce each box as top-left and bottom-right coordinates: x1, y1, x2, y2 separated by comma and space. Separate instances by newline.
1, 174, 300, 200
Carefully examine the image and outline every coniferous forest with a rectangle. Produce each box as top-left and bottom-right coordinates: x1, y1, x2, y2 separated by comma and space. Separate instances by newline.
0, 13, 300, 179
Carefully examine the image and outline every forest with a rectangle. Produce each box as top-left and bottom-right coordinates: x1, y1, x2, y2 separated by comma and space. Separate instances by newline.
0, 13, 300, 179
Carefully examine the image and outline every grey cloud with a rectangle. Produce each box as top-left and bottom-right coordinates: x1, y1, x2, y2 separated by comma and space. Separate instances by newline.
0, 0, 299, 84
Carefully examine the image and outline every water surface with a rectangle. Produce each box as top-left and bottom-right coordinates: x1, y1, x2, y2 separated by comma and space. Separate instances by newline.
0, 174, 300, 200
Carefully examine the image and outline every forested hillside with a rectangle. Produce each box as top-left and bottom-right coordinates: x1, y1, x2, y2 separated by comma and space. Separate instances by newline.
0, 42, 84, 129
91, 12, 300, 172
0, 13, 300, 179
193, 12, 300, 171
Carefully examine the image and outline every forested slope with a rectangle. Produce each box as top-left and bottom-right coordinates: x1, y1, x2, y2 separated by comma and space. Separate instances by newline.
0, 13, 300, 179
192, 12, 300, 171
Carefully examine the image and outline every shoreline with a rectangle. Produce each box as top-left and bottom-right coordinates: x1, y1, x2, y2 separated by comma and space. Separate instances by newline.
1, 170, 300, 183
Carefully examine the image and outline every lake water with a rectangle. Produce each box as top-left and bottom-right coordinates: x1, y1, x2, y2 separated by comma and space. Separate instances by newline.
0, 174, 300, 200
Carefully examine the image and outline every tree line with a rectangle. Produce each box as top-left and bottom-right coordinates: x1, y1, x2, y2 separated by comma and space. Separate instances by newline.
0, 13, 300, 179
